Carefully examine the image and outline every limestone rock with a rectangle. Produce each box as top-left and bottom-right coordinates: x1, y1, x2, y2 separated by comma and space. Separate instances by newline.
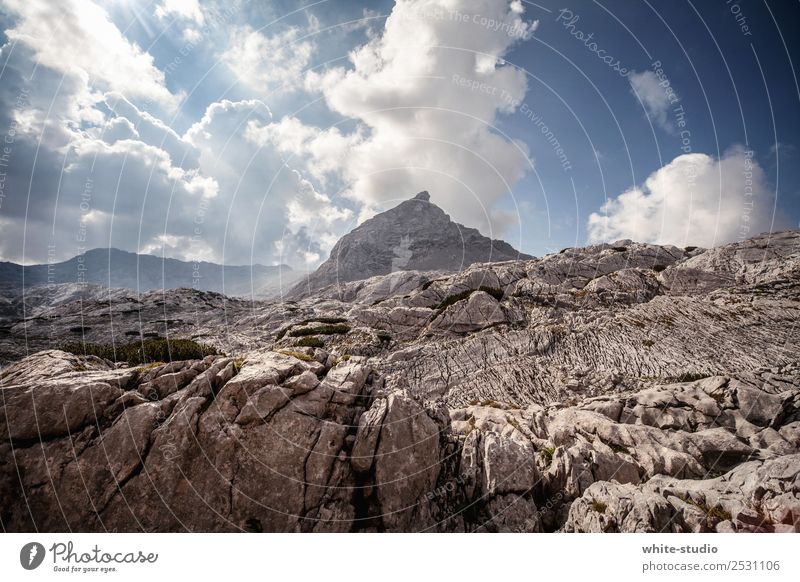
563, 481, 676, 533
1, 230, 798, 533
290, 191, 530, 297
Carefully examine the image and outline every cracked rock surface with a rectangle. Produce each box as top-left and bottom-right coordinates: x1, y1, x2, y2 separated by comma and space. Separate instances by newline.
1, 230, 798, 532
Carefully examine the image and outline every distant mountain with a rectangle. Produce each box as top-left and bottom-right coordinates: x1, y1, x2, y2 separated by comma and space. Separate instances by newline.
290, 191, 532, 296
0, 248, 297, 297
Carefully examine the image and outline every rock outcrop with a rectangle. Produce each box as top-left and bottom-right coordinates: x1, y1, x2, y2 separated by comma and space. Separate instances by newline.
1, 230, 798, 532
289, 191, 531, 297
0, 348, 442, 532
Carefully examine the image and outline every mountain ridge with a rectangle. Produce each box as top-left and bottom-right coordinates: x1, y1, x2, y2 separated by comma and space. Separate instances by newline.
0, 247, 295, 297
290, 191, 532, 297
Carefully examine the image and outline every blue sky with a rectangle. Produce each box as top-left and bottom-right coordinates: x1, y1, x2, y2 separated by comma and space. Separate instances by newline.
0, 0, 797, 267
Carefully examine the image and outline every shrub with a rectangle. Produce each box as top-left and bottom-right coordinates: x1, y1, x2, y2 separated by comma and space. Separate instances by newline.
288, 324, 351, 337
540, 446, 556, 466
376, 331, 392, 343
296, 336, 324, 348
276, 315, 348, 341
60, 338, 218, 366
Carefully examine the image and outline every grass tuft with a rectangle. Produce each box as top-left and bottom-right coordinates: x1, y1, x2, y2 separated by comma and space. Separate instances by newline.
60, 338, 218, 366
289, 324, 351, 337
277, 350, 313, 362
296, 336, 324, 348
540, 446, 556, 466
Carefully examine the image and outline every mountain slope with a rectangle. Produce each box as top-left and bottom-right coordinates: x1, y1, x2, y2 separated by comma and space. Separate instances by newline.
0, 248, 295, 297
290, 191, 531, 296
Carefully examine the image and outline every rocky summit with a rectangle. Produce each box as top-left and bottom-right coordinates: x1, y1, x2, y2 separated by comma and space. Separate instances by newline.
1, 230, 799, 532
289, 191, 531, 297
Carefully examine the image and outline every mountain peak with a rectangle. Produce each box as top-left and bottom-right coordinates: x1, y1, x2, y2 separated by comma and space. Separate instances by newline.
291, 191, 532, 296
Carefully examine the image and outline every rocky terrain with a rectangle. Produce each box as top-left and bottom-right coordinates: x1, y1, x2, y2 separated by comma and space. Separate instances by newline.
290, 191, 531, 296
1, 229, 798, 532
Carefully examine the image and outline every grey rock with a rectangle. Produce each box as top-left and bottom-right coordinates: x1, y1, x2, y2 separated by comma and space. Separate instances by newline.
290, 191, 530, 297
372, 392, 441, 531
1, 230, 799, 533
563, 481, 676, 533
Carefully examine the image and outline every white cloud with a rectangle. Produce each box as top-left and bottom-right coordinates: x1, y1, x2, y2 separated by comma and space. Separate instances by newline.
0, 0, 539, 269
221, 25, 314, 94
184, 99, 352, 265
629, 70, 676, 132
299, 0, 536, 237
103, 92, 200, 169
587, 148, 775, 247
3, 0, 181, 110
100, 116, 140, 142
155, 0, 205, 24
154, 0, 205, 45
246, 116, 364, 186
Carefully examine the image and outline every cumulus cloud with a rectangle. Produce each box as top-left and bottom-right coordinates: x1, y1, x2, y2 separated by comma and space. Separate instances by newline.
222, 25, 315, 94
587, 148, 775, 247
183, 99, 352, 266
103, 92, 200, 169
3, 0, 181, 110
0, 40, 216, 263
155, 0, 205, 24
154, 0, 206, 43
246, 117, 364, 187
629, 70, 675, 132
0, 0, 538, 269
0, 34, 343, 268
298, 0, 537, 236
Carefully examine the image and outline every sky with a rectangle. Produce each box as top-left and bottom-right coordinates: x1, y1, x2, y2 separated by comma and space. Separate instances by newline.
0, 0, 797, 268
